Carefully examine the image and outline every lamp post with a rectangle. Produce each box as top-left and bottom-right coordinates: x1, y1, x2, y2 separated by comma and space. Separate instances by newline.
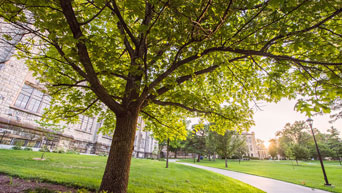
306, 118, 331, 186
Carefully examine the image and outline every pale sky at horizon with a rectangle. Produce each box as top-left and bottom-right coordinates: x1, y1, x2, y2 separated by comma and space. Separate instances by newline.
188, 99, 342, 147
251, 99, 342, 146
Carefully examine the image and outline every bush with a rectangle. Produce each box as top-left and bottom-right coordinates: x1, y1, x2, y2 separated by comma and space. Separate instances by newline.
52, 148, 65, 154
97, 152, 108, 156
12, 145, 22, 150
249, 157, 260, 160
24, 147, 33, 151
66, 150, 79, 154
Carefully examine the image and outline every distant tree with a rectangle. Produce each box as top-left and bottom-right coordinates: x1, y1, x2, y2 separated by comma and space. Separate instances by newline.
255, 139, 267, 159
35, 120, 66, 159
290, 144, 310, 165
233, 140, 248, 164
185, 125, 206, 162
268, 139, 278, 159
157, 141, 166, 160
276, 121, 311, 144
276, 121, 312, 159
276, 136, 290, 158
169, 139, 185, 159
326, 127, 342, 165
205, 128, 218, 161
309, 142, 334, 160
216, 131, 245, 168
150, 114, 186, 168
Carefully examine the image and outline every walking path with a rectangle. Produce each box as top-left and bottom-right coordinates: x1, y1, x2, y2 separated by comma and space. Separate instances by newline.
177, 162, 331, 193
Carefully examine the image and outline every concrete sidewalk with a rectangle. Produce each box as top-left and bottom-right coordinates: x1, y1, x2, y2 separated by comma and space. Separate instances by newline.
177, 162, 331, 193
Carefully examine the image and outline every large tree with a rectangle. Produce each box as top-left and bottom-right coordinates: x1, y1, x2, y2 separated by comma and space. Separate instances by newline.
268, 138, 278, 159
326, 126, 342, 164
1, 1, 342, 192
276, 121, 312, 160
216, 130, 245, 168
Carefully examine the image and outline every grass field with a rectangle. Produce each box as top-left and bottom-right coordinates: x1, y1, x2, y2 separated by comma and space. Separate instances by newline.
180, 159, 342, 193
0, 150, 263, 193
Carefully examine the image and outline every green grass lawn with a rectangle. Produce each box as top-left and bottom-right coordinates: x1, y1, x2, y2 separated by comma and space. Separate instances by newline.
0, 150, 263, 193
180, 159, 342, 193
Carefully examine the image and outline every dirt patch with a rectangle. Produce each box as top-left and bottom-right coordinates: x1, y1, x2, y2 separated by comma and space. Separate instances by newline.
0, 174, 84, 193
32, 158, 46, 161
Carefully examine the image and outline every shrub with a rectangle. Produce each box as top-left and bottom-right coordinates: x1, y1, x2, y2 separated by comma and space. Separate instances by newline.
97, 152, 108, 156
24, 147, 33, 151
12, 144, 22, 150
52, 148, 65, 154
66, 150, 79, 154
24, 187, 55, 193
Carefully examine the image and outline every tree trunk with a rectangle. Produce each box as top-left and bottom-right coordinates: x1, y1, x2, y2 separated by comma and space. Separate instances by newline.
225, 157, 228, 168
336, 151, 341, 166
157, 147, 161, 160
166, 138, 170, 168
41, 152, 45, 160
174, 149, 177, 159
197, 154, 201, 162
208, 154, 211, 161
213, 152, 216, 161
296, 159, 298, 165
99, 112, 138, 193
239, 158, 240, 164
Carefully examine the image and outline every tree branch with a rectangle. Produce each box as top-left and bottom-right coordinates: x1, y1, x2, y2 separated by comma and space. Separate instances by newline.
141, 110, 171, 128
152, 100, 232, 120
79, 2, 108, 26
108, 0, 138, 46
60, 0, 124, 113
63, 98, 99, 118
261, 8, 342, 51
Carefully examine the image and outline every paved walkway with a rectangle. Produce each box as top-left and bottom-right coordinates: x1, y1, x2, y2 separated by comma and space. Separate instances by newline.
177, 162, 331, 193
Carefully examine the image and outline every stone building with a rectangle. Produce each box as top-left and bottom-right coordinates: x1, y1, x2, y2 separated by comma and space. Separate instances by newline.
133, 117, 158, 158
242, 132, 259, 158
0, 22, 156, 156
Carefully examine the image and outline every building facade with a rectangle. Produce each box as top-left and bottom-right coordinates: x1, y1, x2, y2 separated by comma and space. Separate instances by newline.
0, 23, 156, 157
242, 132, 259, 158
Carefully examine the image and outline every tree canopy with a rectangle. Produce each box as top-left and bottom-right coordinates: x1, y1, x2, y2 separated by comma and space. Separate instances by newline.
1, 0, 341, 192
0, 0, 341, 132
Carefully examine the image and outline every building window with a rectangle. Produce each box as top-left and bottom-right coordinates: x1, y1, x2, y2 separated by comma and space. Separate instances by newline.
79, 115, 94, 132
14, 84, 51, 114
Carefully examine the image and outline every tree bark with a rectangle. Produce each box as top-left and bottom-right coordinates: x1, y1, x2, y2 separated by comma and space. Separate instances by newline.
166, 138, 170, 168
213, 152, 216, 161
197, 154, 201, 162
208, 154, 211, 161
296, 159, 298, 165
225, 157, 228, 168
174, 149, 177, 158
99, 111, 138, 193
336, 151, 341, 166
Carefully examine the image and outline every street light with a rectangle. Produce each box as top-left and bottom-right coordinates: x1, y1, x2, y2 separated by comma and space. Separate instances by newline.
306, 118, 331, 186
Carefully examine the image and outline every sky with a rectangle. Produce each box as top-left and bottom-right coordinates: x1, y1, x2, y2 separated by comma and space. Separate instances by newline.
251, 99, 342, 147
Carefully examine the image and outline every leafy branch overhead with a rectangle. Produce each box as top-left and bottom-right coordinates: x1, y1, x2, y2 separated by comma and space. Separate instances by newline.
1, 0, 341, 133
